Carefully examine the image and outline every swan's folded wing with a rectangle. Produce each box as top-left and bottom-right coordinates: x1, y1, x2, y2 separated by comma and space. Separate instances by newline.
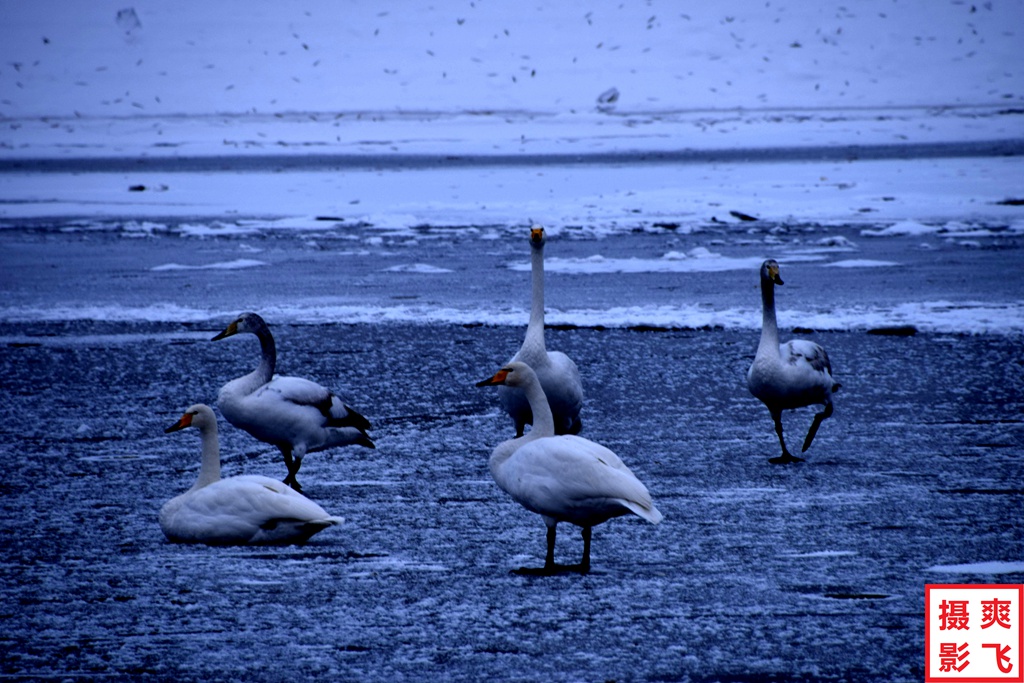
259, 376, 371, 431
783, 340, 833, 375
546, 351, 584, 407
165, 476, 339, 544
259, 375, 334, 412
328, 395, 372, 432
501, 438, 661, 524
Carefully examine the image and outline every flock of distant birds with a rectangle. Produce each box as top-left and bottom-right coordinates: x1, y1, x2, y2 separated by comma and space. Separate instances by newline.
161, 226, 840, 575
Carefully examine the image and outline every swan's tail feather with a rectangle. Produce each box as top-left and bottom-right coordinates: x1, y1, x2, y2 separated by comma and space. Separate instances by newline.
620, 499, 664, 525
326, 403, 372, 432
318, 516, 345, 528
254, 516, 344, 544
297, 516, 344, 541
324, 426, 376, 450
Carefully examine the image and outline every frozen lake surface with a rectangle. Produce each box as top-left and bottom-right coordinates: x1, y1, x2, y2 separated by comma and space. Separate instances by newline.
1, 217, 1022, 681
1, 317, 1022, 681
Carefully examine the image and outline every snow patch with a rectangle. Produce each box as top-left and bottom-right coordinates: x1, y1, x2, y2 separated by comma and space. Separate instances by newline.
2, 299, 1023, 334
384, 263, 454, 274
861, 221, 940, 237
511, 250, 823, 275
781, 551, 859, 559
926, 561, 1024, 575
151, 259, 267, 271
823, 259, 898, 268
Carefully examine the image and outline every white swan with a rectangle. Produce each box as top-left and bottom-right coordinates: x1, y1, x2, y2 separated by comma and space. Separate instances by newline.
477, 361, 662, 574
497, 225, 584, 437
212, 312, 374, 491
747, 259, 841, 464
160, 404, 343, 545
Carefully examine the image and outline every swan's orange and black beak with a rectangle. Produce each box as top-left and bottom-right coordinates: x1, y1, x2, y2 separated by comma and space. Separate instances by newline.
769, 263, 784, 286
165, 412, 194, 434
211, 319, 239, 341
476, 368, 510, 387
530, 226, 544, 244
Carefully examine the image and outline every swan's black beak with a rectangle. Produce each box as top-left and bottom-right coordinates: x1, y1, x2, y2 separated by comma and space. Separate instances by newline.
211, 320, 238, 341
476, 368, 510, 387
165, 412, 193, 434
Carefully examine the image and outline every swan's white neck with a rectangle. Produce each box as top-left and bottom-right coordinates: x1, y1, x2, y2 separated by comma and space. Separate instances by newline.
254, 328, 276, 382
756, 275, 781, 359
191, 420, 222, 491
520, 371, 556, 439
231, 327, 277, 396
524, 241, 547, 354
490, 368, 556, 470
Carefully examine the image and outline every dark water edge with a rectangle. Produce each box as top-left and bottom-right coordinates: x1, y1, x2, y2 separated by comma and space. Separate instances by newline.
2, 137, 1023, 174
1, 320, 1021, 681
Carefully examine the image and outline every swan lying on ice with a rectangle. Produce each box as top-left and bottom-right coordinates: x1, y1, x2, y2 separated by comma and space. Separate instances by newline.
161, 404, 343, 545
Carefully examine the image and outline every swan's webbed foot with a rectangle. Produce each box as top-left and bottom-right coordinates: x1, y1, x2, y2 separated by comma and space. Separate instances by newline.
564, 416, 583, 436
512, 562, 589, 576
511, 525, 591, 575
767, 413, 804, 464
282, 462, 303, 491
769, 451, 805, 465
280, 447, 304, 491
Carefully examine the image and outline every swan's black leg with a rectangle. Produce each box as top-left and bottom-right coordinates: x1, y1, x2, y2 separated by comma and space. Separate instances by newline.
578, 526, 592, 574
514, 525, 558, 575
545, 524, 557, 570
768, 410, 804, 464
802, 401, 833, 453
280, 447, 303, 492
514, 525, 593, 576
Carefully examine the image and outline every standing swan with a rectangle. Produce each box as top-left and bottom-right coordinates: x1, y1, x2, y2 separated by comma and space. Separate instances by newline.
498, 225, 584, 437
747, 259, 840, 464
477, 361, 662, 575
212, 312, 374, 491
161, 404, 343, 545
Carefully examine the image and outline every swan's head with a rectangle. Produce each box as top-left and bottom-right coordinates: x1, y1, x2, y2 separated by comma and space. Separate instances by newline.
476, 361, 537, 389
165, 404, 217, 433
529, 225, 545, 249
212, 311, 268, 341
761, 259, 784, 286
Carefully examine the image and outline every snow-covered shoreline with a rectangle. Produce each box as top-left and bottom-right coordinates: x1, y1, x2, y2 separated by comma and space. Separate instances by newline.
3, 104, 1021, 161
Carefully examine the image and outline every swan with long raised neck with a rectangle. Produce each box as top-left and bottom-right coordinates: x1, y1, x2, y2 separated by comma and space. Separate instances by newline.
747, 259, 840, 464
496, 225, 584, 437
212, 312, 374, 491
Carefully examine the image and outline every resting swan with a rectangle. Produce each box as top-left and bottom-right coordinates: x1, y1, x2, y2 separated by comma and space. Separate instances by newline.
477, 361, 662, 575
160, 404, 343, 545
747, 259, 840, 464
213, 312, 374, 491
497, 226, 584, 437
